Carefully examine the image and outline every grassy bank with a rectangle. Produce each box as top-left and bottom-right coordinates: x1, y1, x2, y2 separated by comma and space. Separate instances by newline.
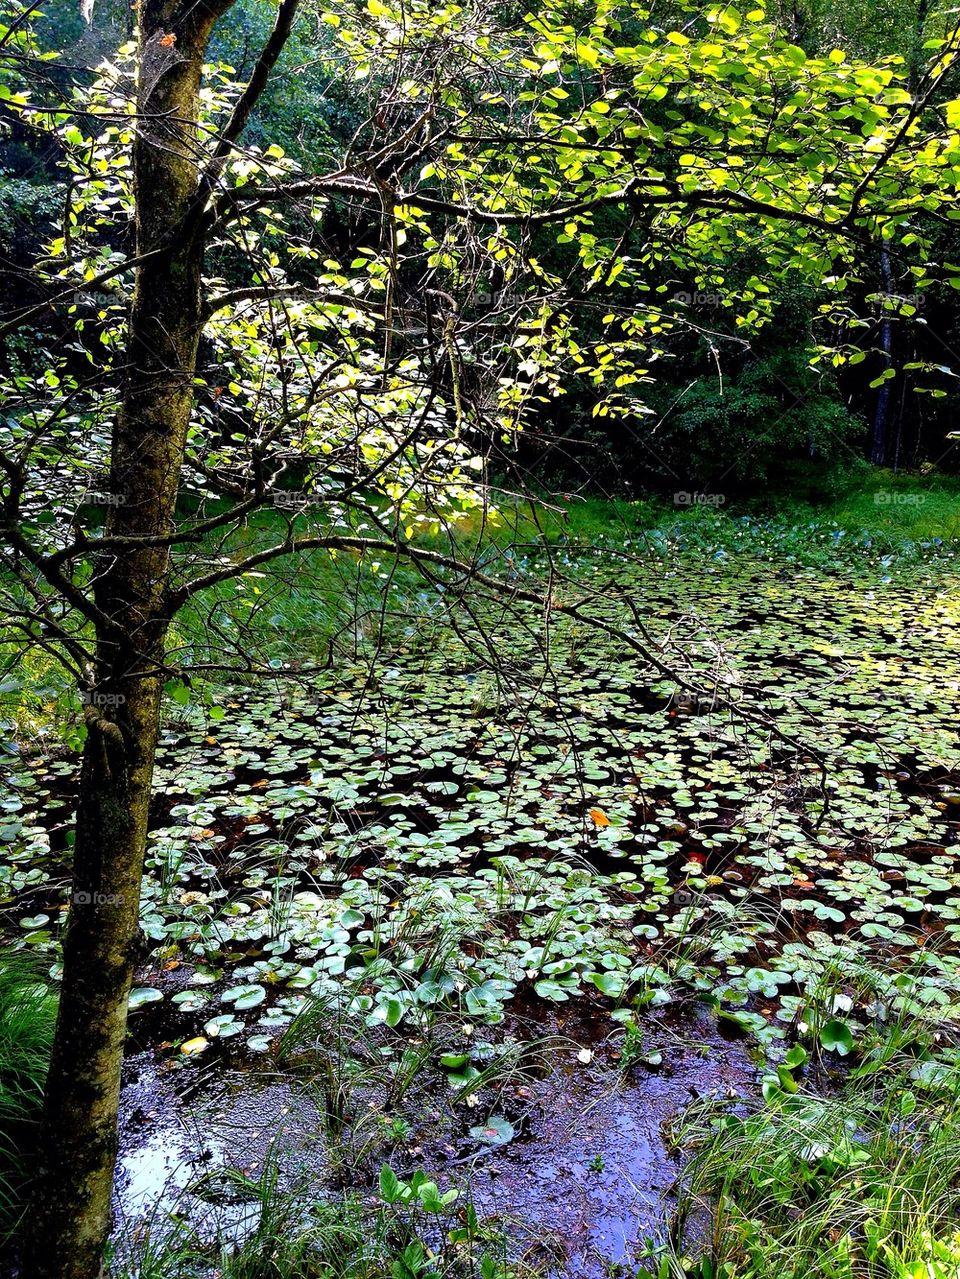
4, 464, 960, 748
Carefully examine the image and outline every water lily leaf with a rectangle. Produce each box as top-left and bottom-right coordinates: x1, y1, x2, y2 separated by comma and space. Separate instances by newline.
820, 1018, 855, 1055
588, 971, 626, 998
190, 966, 223, 985
776, 1065, 799, 1093
128, 987, 163, 1011
469, 1115, 514, 1145
535, 978, 572, 1001
204, 1013, 243, 1038
172, 989, 210, 1012
368, 995, 404, 1027
762, 1074, 789, 1104
222, 983, 267, 1009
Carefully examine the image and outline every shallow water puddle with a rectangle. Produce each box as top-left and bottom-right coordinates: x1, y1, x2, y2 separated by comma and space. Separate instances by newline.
461, 1009, 756, 1277
113, 1006, 757, 1278
114, 1055, 326, 1243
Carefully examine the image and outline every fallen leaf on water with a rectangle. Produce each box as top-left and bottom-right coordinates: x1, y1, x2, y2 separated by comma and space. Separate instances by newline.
588, 808, 610, 827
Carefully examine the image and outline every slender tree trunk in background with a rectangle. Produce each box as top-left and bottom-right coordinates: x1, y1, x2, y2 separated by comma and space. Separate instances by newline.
24, 4, 224, 1274
894, 357, 910, 472
870, 246, 893, 467
872, 0, 932, 473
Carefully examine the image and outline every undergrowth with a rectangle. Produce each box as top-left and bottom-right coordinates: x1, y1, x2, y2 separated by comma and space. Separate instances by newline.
647, 1023, 960, 1279
0, 951, 56, 1243
111, 1160, 531, 1279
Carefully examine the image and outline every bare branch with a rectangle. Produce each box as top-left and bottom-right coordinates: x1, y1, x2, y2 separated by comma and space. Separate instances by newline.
198, 0, 303, 192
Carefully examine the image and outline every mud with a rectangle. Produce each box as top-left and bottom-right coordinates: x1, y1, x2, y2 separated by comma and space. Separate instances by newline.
113, 1004, 757, 1278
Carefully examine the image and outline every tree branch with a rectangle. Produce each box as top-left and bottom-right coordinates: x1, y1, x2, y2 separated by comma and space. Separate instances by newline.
198, 0, 302, 192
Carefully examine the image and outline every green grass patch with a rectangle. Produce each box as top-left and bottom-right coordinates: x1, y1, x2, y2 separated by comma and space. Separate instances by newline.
658, 1008, 960, 1279
0, 951, 56, 1244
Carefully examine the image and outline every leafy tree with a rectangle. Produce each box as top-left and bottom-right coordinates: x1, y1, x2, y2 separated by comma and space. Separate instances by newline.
2, 2, 960, 1276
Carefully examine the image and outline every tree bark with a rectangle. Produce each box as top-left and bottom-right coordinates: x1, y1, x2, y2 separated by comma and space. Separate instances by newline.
870, 245, 893, 467
23, 4, 226, 1274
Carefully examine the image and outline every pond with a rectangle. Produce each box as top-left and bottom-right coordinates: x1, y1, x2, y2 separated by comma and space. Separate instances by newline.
3, 548, 960, 1272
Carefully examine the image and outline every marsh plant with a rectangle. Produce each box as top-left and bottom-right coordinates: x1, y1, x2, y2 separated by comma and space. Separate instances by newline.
278, 972, 563, 1182
0, 952, 56, 1242
113, 1156, 523, 1279
660, 1018, 960, 1279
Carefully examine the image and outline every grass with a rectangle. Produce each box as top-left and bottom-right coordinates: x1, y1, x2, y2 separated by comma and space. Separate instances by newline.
654, 1024, 960, 1279
544, 465, 960, 561
163, 464, 960, 674
0, 950, 56, 1243
111, 1157, 529, 1279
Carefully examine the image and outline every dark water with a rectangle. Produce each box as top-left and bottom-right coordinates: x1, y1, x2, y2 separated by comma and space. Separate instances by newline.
114, 1004, 756, 1278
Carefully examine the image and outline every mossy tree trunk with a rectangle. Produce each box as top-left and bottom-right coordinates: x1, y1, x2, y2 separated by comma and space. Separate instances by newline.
24, 4, 232, 1275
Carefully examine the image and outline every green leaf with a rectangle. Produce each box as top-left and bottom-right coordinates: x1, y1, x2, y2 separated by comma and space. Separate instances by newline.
204, 1014, 243, 1039
165, 680, 191, 706
379, 1164, 403, 1204
469, 1115, 515, 1145
820, 1019, 855, 1056
128, 987, 163, 1011
588, 971, 626, 998
776, 1064, 800, 1093
222, 983, 267, 1010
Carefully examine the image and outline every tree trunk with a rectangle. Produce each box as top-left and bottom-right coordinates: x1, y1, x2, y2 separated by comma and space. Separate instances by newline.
24, 5, 222, 1274
870, 246, 893, 467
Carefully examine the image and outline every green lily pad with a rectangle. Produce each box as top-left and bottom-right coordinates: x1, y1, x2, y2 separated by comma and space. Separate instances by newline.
129, 987, 163, 1011
469, 1115, 515, 1145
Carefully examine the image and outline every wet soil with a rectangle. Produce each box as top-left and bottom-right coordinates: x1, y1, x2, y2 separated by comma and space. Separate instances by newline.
458, 1005, 756, 1277
113, 1003, 758, 1278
